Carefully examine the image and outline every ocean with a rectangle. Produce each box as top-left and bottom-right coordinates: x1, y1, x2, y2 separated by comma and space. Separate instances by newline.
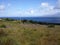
0, 17, 60, 23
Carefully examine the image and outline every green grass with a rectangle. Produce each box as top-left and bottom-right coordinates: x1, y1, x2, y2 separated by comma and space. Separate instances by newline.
0, 20, 60, 45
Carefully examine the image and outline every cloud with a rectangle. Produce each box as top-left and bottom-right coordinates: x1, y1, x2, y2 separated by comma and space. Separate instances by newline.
38, 2, 60, 17
12, 3, 55, 17
0, 3, 11, 12
33, 2, 55, 16
40, 2, 54, 9
57, 0, 60, 9
7, 2, 60, 17
25, 8, 35, 15
0, 5, 5, 10
0, 4, 5, 13
41, 3, 49, 7
0, 3, 11, 16
7, 3, 11, 7
55, 0, 60, 9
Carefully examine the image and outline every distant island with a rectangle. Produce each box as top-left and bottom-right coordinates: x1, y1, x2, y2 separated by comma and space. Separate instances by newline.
0, 18, 60, 25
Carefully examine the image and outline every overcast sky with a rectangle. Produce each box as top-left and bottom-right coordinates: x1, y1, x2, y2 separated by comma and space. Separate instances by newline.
0, 0, 60, 17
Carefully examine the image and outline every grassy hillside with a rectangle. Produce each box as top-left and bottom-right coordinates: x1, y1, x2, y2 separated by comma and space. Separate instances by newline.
0, 20, 60, 45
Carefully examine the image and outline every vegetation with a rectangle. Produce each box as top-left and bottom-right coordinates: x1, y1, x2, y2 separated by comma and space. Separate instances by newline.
0, 18, 60, 45
47, 24, 55, 28
0, 24, 6, 28
2, 18, 14, 21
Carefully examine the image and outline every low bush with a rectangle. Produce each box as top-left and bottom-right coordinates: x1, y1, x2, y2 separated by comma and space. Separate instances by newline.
0, 24, 6, 28
3, 18, 14, 21
21, 20, 27, 23
47, 24, 55, 28
0, 29, 7, 37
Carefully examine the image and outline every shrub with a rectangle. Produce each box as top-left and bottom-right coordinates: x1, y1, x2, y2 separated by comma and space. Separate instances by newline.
3, 18, 14, 21
21, 20, 27, 23
47, 24, 55, 28
0, 24, 6, 28
28, 20, 37, 24
0, 29, 7, 36
33, 29, 37, 31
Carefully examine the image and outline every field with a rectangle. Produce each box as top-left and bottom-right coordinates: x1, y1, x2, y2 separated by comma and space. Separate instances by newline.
0, 20, 60, 45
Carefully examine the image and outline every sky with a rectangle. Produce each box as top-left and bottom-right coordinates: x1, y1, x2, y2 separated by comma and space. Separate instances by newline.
0, 0, 60, 17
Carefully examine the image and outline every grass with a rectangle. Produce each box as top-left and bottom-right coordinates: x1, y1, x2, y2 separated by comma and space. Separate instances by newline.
0, 20, 60, 45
